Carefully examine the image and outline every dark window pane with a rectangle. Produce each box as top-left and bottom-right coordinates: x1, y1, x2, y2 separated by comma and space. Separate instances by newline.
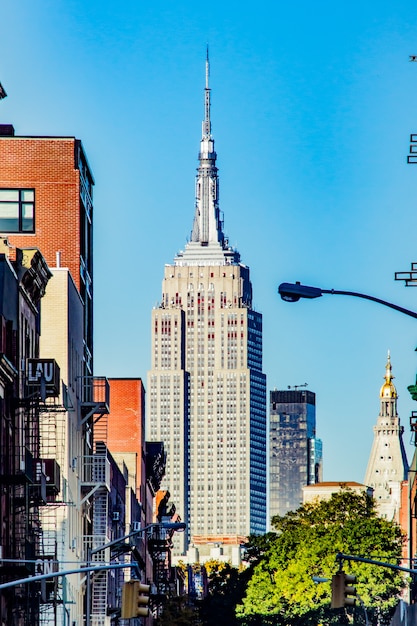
0, 218, 19, 232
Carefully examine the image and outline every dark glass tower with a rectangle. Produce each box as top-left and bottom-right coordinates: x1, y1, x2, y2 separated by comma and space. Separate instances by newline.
269, 389, 322, 520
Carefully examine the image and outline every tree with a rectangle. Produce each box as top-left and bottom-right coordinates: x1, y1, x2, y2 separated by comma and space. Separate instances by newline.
236, 489, 406, 626
198, 559, 248, 626
155, 597, 198, 626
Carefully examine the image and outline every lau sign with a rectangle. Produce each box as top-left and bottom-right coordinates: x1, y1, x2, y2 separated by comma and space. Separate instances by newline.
27, 359, 60, 397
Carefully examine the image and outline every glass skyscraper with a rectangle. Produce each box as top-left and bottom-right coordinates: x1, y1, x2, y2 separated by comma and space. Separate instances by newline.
269, 389, 322, 520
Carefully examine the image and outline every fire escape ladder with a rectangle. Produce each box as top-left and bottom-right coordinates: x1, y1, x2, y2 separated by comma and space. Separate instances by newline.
38, 406, 66, 621
148, 527, 175, 615
38, 505, 59, 624
81, 444, 112, 625
91, 481, 110, 625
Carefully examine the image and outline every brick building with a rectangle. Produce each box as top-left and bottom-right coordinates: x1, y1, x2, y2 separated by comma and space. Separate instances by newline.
0, 125, 108, 624
0, 125, 94, 374
105, 378, 147, 503
0, 240, 53, 625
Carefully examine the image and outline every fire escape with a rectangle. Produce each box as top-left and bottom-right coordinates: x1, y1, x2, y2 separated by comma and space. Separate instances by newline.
148, 493, 180, 617
37, 400, 66, 626
79, 376, 111, 626
0, 359, 64, 626
21, 360, 66, 626
148, 526, 176, 615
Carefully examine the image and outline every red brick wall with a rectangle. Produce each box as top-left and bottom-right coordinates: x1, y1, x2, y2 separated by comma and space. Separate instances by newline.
107, 378, 146, 498
399, 479, 409, 565
0, 137, 82, 290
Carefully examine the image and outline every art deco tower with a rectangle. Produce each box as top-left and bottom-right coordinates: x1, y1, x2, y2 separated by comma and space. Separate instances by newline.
364, 352, 408, 521
148, 55, 267, 555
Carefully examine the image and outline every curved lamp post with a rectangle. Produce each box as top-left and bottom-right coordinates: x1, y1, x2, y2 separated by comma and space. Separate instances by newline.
278, 282, 417, 320
278, 280, 417, 402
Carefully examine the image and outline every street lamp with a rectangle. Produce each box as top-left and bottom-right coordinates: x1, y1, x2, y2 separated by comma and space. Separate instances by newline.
279, 279, 417, 597
278, 281, 417, 320
86, 521, 186, 626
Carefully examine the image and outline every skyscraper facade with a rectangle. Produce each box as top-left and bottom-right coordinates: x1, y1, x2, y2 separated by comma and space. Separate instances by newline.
364, 352, 408, 521
269, 388, 322, 520
148, 56, 267, 555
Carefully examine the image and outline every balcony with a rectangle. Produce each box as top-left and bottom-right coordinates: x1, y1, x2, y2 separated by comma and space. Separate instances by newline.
80, 376, 110, 426
79, 454, 111, 506
0, 447, 34, 484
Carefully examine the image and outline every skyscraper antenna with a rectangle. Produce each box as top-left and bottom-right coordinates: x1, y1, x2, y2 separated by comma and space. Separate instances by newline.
203, 46, 211, 138
206, 44, 209, 87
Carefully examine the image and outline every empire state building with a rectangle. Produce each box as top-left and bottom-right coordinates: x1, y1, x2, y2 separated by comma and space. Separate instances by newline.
147, 55, 267, 556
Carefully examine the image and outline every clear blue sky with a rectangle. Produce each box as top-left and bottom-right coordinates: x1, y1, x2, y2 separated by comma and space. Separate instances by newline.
2, 0, 417, 483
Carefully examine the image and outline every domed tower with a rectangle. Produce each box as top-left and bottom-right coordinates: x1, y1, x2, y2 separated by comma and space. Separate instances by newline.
364, 352, 408, 521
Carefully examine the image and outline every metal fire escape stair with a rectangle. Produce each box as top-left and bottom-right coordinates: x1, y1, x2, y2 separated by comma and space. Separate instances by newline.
91, 494, 109, 625
79, 377, 111, 625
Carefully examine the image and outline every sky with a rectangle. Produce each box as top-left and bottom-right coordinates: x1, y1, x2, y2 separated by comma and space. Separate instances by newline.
1, 0, 417, 483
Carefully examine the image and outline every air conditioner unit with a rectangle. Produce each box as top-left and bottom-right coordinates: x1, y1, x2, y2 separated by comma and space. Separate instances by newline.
113, 511, 120, 521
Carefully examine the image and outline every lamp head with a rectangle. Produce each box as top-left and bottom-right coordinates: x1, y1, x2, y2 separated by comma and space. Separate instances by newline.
278, 282, 323, 302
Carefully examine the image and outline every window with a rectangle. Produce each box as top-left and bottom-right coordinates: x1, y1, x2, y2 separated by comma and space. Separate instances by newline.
0, 189, 35, 232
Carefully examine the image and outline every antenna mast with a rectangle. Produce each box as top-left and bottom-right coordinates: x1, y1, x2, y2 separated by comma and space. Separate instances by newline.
202, 46, 211, 138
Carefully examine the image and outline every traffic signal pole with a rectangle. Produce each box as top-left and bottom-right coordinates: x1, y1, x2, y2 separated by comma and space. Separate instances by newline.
336, 552, 417, 577
0, 561, 139, 592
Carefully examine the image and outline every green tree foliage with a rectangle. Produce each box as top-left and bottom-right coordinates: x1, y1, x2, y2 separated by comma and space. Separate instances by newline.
155, 596, 198, 626
236, 489, 406, 626
198, 559, 249, 626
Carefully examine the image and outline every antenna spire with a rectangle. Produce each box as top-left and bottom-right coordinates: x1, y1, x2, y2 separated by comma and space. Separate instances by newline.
202, 46, 211, 138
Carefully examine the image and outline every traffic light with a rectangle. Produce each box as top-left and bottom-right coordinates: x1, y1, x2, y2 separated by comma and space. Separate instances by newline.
331, 571, 357, 608
136, 582, 150, 617
121, 580, 151, 618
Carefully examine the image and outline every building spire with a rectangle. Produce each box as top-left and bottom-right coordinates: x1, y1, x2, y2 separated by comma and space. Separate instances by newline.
380, 349, 397, 399
189, 50, 222, 247
202, 46, 211, 139
175, 51, 240, 266
364, 352, 409, 520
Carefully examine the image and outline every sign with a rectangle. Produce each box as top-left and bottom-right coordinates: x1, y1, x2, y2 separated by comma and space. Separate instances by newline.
27, 359, 60, 397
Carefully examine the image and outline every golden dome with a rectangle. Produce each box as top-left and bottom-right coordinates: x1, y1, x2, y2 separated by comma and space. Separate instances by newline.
380, 351, 397, 399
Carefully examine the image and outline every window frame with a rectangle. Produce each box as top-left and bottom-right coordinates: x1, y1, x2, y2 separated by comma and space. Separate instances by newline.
0, 188, 35, 233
